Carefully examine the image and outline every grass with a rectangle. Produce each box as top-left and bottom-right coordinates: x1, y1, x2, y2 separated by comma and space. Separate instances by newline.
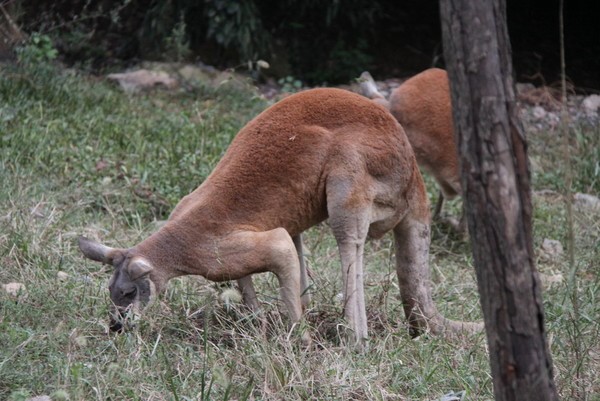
1, 61, 598, 401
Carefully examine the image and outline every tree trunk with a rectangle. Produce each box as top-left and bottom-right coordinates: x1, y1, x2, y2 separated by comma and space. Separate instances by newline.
439, 1, 560, 400
0, 4, 25, 61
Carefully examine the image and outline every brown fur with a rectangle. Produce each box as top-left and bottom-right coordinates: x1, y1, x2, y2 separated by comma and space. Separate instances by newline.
360, 69, 465, 230
80, 88, 479, 345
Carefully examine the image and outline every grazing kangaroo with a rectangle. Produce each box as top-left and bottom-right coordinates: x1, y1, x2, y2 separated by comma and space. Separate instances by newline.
79, 88, 476, 346
359, 68, 465, 232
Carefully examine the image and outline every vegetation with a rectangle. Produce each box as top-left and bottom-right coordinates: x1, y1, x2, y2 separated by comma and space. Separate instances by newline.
17, 0, 383, 84
1, 62, 598, 400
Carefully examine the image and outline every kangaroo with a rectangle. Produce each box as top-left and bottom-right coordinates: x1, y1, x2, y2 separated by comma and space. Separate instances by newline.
359, 68, 465, 232
79, 88, 477, 346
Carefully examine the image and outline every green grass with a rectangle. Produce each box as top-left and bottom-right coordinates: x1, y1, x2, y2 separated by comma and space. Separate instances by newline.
1, 62, 598, 400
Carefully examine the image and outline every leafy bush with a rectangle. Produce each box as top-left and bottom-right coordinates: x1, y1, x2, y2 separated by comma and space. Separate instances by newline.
15, 32, 58, 64
205, 0, 269, 62
17, 0, 383, 83
164, 13, 192, 62
277, 76, 303, 93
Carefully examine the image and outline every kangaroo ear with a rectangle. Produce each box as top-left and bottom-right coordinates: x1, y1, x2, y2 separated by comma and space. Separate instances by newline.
78, 236, 121, 265
128, 258, 154, 281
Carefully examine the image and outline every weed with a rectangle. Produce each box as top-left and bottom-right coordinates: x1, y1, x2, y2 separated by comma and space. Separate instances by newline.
165, 14, 191, 62
15, 33, 58, 65
529, 120, 600, 194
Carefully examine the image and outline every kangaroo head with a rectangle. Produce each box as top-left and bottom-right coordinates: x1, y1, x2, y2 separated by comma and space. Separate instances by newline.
78, 236, 158, 332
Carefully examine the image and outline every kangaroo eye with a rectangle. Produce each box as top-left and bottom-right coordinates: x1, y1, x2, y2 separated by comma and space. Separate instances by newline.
122, 287, 137, 298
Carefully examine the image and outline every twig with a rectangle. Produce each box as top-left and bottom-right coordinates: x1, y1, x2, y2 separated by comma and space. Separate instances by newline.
0, 3, 26, 42
559, 1, 582, 399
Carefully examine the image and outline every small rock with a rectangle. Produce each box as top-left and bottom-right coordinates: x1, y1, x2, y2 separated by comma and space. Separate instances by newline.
435, 391, 466, 401
582, 94, 600, 114
2, 282, 27, 297
516, 82, 535, 94
57, 271, 70, 281
107, 69, 177, 93
540, 239, 563, 262
545, 111, 560, 126
532, 106, 546, 119
539, 273, 564, 287
177, 64, 215, 85
574, 193, 600, 211
256, 60, 270, 69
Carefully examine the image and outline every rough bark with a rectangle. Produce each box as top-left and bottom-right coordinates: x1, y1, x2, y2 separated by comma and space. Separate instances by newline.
439, 1, 560, 400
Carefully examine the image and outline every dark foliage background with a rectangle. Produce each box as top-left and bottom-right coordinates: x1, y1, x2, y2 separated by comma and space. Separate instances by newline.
12, 0, 600, 89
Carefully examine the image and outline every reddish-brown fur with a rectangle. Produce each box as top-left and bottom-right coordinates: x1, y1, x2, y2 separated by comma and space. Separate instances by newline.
360, 69, 464, 229
170, 89, 425, 233
389, 69, 460, 200
80, 88, 478, 345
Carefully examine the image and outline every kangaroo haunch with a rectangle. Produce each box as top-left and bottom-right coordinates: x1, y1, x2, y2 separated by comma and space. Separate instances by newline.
359, 69, 466, 232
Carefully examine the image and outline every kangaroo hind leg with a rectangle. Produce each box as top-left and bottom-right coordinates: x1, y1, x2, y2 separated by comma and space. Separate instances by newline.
292, 234, 311, 309
326, 176, 371, 345
393, 215, 481, 336
220, 229, 307, 343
